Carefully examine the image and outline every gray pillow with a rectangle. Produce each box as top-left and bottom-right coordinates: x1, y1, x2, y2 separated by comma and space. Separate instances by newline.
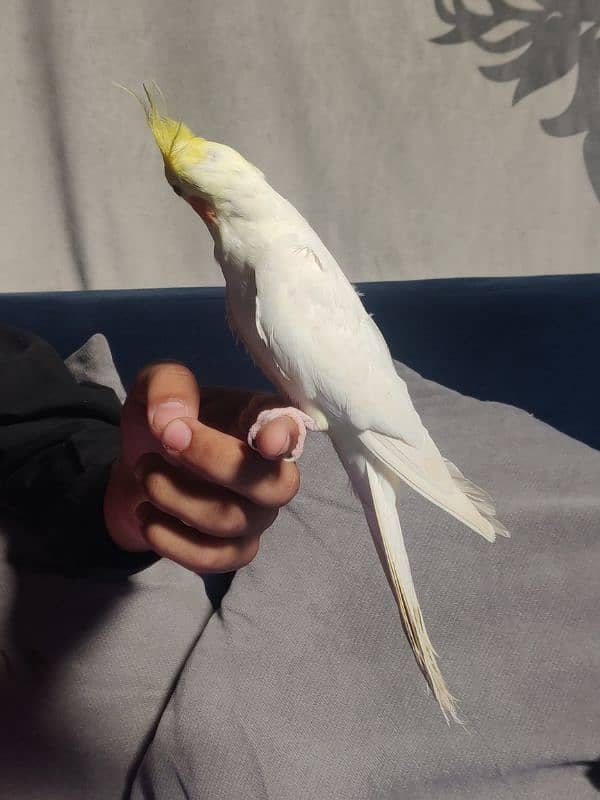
64, 332, 127, 403
131, 362, 600, 800
0, 336, 213, 800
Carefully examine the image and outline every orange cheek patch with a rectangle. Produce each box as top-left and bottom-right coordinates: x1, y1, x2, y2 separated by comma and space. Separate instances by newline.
188, 196, 217, 226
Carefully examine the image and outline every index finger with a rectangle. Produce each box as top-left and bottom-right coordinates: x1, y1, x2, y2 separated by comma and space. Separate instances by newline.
160, 416, 300, 509
199, 390, 301, 457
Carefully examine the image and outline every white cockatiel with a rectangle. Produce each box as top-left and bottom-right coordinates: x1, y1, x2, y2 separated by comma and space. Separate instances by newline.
138, 87, 509, 722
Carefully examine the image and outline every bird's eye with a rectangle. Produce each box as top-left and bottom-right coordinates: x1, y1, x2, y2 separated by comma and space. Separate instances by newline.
172, 184, 183, 197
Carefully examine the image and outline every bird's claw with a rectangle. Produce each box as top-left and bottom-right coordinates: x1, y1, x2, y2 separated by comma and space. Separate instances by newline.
247, 407, 317, 462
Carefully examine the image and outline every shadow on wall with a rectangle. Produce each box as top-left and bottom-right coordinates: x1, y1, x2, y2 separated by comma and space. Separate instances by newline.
433, 0, 600, 201
585, 757, 600, 790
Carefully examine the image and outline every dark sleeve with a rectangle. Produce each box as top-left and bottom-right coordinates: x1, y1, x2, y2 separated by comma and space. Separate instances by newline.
0, 324, 157, 575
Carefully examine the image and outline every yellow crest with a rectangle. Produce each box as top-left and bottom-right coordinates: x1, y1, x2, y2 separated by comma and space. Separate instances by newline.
121, 82, 208, 178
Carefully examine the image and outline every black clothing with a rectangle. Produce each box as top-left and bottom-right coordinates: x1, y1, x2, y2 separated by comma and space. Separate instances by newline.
0, 324, 155, 574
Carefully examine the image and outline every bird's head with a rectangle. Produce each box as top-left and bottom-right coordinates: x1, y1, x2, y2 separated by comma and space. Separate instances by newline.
132, 84, 263, 226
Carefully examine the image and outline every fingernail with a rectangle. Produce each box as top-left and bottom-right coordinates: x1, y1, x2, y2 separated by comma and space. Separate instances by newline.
152, 400, 187, 432
276, 432, 292, 457
162, 418, 192, 453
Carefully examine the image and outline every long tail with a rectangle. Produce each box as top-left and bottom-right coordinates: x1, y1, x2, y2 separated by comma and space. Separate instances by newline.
332, 426, 509, 722
366, 459, 459, 722
332, 438, 460, 722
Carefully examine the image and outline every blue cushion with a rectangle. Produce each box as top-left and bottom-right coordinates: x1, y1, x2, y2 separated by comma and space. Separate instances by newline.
0, 274, 597, 450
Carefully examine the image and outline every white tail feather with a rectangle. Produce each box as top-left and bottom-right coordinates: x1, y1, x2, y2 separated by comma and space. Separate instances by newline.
443, 458, 511, 538
331, 423, 508, 722
364, 459, 460, 723
360, 430, 510, 543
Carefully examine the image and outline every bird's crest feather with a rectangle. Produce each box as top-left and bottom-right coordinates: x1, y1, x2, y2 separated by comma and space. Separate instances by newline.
117, 81, 207, 178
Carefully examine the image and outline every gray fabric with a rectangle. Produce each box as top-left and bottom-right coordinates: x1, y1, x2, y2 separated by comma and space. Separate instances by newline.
132, 362, 600, 799
64, 332, 127, 402
0, 337, 214, 799
4, 1, 600, 291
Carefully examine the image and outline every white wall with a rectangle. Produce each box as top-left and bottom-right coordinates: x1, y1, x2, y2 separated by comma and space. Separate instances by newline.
2, 1, 598, 290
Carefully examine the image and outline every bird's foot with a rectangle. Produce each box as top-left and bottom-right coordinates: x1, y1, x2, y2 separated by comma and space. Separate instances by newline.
247, 407, 318, 462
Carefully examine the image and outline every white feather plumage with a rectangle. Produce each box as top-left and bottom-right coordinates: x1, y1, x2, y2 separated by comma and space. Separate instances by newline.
166, 138, 510, 721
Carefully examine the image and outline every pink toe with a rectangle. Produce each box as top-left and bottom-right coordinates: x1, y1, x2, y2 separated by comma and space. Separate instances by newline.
247, 406, 316, 462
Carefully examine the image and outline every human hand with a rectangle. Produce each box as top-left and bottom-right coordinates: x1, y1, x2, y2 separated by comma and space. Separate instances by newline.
103, 363, 302, 573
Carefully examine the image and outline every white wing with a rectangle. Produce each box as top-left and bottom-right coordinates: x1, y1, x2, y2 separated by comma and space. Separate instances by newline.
254, 239, 424, 447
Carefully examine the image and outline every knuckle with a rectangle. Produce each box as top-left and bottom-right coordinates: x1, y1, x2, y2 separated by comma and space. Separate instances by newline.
196, 536, 260, 574
189, 552, 215, 574
135, 361, 184, 390
237, 537, 261, 568
254, 465, 299, 510
194, 546, 224, 574
132, 362, 198, 410
218, 506, 247, 537
142, 470, 170, 503
156, 364, 198, 398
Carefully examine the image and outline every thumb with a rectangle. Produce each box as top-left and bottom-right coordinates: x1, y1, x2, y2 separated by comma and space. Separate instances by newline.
120, 362, 201, 466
